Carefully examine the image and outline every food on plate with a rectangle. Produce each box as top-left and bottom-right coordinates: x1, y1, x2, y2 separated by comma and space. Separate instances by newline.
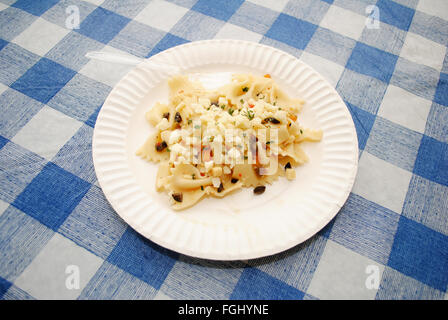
136, 73, 322, 210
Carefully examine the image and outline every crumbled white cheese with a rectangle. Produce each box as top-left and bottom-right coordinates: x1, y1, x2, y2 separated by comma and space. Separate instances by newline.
204, 160, 214, 172
156, 118, 170, 130
212, 177, 221, 188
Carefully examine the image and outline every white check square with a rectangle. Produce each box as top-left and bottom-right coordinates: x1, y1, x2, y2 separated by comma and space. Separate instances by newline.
214, 23, 262, 43
79, 45, 136, 87
12, 106, 83, 161
247, 0, 289, 12
81, 0, 104, 5
416, 0, 448, 20
320, 5, 366, 40
12, 18, 70, 57
352, 151, 412, 214
400, 32, 446, 71
134, 0, 188, 32
378, 84, 432, 133
0, 199, 8, 218
14, 233, 103, 300
300, 52, 344, 87
0, 82, 7, 96
153, 291, 172, 300
307, 240, 384, 300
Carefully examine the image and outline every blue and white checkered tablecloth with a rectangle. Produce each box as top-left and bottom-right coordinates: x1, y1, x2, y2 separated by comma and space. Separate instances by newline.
0, 0, 447, 300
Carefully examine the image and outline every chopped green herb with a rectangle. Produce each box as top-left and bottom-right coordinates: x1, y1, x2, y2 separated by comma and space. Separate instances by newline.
228, 108, 234, 115
240, 99, 244, 104
166, 148, 171, 152
192, 174, 196, 180
209, 136, 214, 142
220, 104, 225, 109
242, 86, 249, 92
243, 109, 255, 120
273, 102, 277, 106
244, 155, 248, 160
300, 129, 303, 134
194, 125, 201, 129
188, 119, 192, 125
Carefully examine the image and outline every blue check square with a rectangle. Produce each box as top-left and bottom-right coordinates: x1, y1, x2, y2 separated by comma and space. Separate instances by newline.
390, 57, 440, 101
107, 227, 178, 289
0, 141, 47, 204
377, 266, 445, 299
336, 69, 388, 114
0, 39, 7, 51
0, 136, 7, 150
51, 125, 97, 184
365, 117, 422, 172
229, 1, 279, 34
346, 42, 398, 83
12, 162, 91, 231
266, 13, 317, 50
0, 206, 54, 282
410, 11, 448, 46
402, 175, 448, 236
12, 0, 59, 16
0, 43, 40, 87
0, 7, 37, 42
425, 102, 448, 143
230, 267, 305, 300
0, 89, 43, 140
0, 276, 11, 299
47, 73, 111, 123
413, 135, 448, 187
388, 216, 448, 292
78, 7, 130, 44
11, 58, 76, 104
346, 102, 376, 150
108, 20, 165, 58
192, 0, 244, 21
147, 33, 189, 58
329, 193, 400, 264
59, 185, 127, 259
434, 73, 448, 107
376, 0, 415, 31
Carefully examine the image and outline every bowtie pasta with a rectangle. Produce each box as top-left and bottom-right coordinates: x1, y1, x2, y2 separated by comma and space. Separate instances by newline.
136, 73, 322, 210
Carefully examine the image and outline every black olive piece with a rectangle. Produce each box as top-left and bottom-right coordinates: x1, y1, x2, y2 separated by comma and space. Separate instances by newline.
254, 186, 266, 195
155, 141, 168, 152
217, 183, 224, 193
262, 117, 280, 124
285, 162, 292, 170
162, 112, 170, 119
172, 192, 183, 202
174, 112, 182, 123
231, 178, 239, 184
211, 102, 219, 107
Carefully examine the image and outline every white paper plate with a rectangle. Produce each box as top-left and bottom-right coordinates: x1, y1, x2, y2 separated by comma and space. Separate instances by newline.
92, 40, 358, 260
